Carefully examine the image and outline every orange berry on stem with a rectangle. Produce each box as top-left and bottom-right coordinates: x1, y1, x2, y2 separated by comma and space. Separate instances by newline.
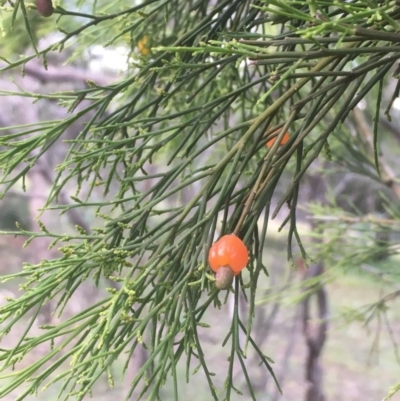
266, 130, 290, 148
208, 234, 249, 290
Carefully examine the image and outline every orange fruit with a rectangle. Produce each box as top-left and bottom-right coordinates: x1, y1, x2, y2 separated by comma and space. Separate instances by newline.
266, 130, 290, 148
208, 234, 249, 290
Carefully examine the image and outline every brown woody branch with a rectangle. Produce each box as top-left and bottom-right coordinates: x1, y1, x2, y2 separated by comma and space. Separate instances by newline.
24, 59, 115, 87
302, 262, 328, 401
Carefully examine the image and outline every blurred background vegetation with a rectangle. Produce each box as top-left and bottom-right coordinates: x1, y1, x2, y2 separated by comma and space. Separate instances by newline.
1, 0, 400, 401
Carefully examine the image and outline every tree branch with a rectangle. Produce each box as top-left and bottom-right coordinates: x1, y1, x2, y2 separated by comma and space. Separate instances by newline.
24, 59, 115, 87
353, 107, 400, 200
302, 262, 329, 401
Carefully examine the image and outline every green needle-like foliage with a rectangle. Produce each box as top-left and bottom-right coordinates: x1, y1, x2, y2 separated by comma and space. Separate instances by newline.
0, 0, 400, 400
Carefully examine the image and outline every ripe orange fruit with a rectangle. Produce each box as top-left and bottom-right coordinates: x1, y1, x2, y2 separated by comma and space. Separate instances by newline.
266, 130, 290, 148
208, 234, 249, 289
